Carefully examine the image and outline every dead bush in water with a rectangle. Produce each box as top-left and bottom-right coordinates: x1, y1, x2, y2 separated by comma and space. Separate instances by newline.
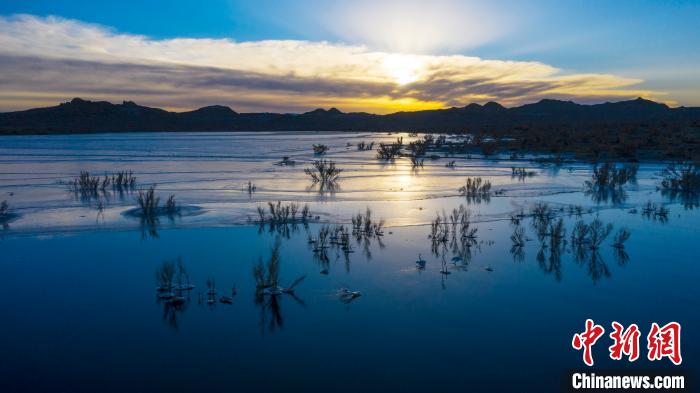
253, 239, 306, 295
69, 170, 137, 193
549, 218, 566, 249
137, 185, 160, 219
511, 167, 536, 181
254, 240, 281, 291
458, 177, 492, 203
452, 205, 478, 240
305, 160, 342, 191
586, 163, 638, 188
583, 163, 638, 204
155, 260, 176, 292
661, 162, 700, 193
164, 195, 178, 215
256, 201, 312, 224
409, 155, 424, 169
571, 220, 590, 246
613, 228, 631, 248
69, 171, 107, 193
661, 162, 700, 192
588, 217, 614, 249
530, 202, 554, 242
351, 207, 385, 238
312, 144, 329, 155
356, 141, 375, 151
111, 170, 137, 190
247, 181, 257, 194
430, 205, 478, 249
569, 217, 614, 249
641, 201, 669, 221
511, 226, 526, 247
531, 202, 554, 221
407, 139, 429, 157
376, 137, 403, 160
429, 211, 450, 244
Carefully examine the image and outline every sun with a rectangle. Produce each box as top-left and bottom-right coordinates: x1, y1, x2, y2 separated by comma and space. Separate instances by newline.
383, 55, 425, 85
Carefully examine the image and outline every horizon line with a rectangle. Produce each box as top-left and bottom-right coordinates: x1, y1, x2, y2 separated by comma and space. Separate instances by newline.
3, 96, 682, 116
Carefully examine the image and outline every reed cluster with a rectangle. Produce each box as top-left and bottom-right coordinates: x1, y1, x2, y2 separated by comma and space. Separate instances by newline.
69, 170, 137, 193
256, 201, 311, 224
351, 207, 385, 238
112, 170, 137, 190
429, 205, 477, 246
69, 171, 110, 193
310, 224, 353, 256
511, 167, 535, 180
458, 177, 492, 202
137, 185, 160, 218
356, 141, 375, 151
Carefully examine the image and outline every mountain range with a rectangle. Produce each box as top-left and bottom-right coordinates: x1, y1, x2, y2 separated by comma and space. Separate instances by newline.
1, 97, 699, 134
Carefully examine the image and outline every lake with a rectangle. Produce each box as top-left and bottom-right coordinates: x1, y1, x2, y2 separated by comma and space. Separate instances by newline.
0, 132, 697, 392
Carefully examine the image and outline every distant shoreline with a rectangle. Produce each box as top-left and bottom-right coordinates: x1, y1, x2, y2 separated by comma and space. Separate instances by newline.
2, 97, 698, 161
1, 96, 699, 134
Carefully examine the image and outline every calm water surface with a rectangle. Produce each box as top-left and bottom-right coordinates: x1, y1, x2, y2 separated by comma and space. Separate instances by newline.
0, 132, 697, 392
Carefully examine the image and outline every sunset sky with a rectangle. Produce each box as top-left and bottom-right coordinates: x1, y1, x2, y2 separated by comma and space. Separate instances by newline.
0, 0, 698, 113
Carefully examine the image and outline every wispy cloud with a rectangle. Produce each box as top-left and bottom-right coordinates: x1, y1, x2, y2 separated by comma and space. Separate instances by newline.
0, 14, 664, 113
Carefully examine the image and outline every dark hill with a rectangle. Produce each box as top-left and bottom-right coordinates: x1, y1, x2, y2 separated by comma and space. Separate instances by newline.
1, 97, 699, 134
